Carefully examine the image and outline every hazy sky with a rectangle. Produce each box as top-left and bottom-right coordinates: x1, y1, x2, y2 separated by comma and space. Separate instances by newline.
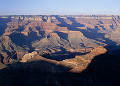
0, 0, 120, 15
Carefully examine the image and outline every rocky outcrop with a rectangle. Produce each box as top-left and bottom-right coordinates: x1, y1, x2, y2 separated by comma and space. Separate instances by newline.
60, 46, 107, 73
19, 46, 108, 73
21, 51, 38, 62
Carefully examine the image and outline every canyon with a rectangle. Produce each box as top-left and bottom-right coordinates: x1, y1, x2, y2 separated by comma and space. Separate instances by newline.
0, 15, 120, 63
0, 15, 120, 86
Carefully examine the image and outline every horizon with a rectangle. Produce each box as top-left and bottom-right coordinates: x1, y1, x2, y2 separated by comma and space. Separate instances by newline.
0, 0, 120, 15
0, 14, 120, 16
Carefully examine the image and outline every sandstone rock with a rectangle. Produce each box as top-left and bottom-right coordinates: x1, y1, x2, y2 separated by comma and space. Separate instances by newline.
16, 51, 27, 59
21, 51, 38, 62
0, 52, 9, 63
90, 46, 107, 55
21, 32, 28, 36
61, 46, 107, 73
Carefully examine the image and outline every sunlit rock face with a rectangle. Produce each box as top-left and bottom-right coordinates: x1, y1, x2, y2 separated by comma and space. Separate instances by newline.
60, 46, 107, 73
0, 46, 109, 73
21, 51, 38, 62
0, 15, 120, 63
15, 46, 108, 74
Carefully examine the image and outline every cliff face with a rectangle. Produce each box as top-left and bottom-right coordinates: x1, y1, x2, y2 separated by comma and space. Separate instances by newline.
19, 46, 108, 73
0, 15, 120, 63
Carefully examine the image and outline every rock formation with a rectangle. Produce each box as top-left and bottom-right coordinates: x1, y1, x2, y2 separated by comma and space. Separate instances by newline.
0, 15, 120, 64
18, 46, 112, 74
21, 51, 38, 62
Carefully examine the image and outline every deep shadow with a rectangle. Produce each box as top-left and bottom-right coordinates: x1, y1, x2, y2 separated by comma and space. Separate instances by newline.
42, 47, 88, 61
67, 17, 85, 27
8, 25, 46, 53
55, 16, 84, 31
15, 25, 25, 32
1, 50, 17, 60
109, 24, 114, 29
81, 52, 120, 86
9, 33, 29, 47
0, 54, 4, 64
98, 20, 103, 24
36, 26, 45, 36
0, 61, 72, 86
99, 25, 106, 30
0, 16, 11, 36
28, 31, 42, 42
0, 51, 120, 86
105, 45, 120, 58
55, 31, 68, 41
42, 16, 47, 22
55, 15, 70, 27
9, 31, 45, 52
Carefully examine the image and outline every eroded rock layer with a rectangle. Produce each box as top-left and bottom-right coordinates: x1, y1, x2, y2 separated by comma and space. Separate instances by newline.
0, 15, 120, 63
